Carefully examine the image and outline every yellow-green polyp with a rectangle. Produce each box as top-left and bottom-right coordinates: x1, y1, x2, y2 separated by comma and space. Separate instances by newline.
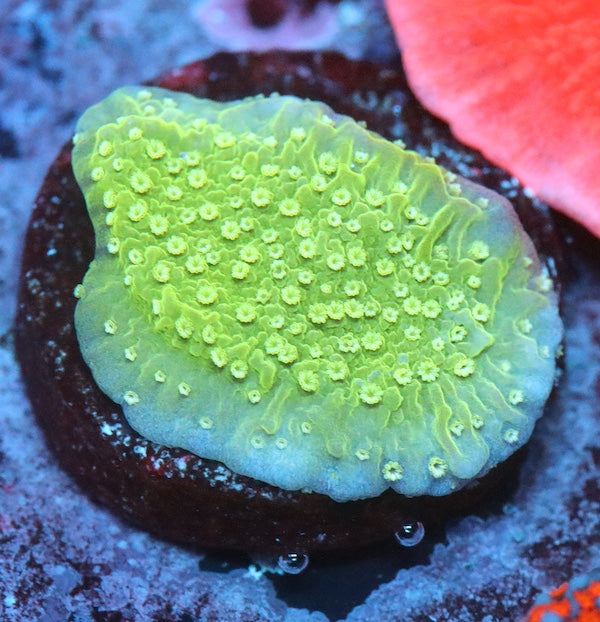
72, 86, 562, 502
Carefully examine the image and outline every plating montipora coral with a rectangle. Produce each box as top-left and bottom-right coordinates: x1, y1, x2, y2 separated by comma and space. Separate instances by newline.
71, 86, 562, 503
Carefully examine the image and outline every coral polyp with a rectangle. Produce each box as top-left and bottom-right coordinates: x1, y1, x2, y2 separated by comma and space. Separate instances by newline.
71, 86, 562, 502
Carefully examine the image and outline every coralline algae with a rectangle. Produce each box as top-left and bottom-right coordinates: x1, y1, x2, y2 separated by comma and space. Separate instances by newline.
71, 86, 562, 502
525, 568, 600, 622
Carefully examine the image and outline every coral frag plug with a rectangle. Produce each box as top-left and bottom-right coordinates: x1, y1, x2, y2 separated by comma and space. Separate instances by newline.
15, 52, 564, 557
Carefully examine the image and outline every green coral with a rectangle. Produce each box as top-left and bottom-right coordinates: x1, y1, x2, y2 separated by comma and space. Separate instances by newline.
72, 86, 562, 501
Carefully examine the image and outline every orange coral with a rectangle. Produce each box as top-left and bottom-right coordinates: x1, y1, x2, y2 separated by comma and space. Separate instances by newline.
384, 1, 600, 238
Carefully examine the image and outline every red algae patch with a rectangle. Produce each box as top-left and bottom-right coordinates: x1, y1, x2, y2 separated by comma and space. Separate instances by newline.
384, 1, 600, 238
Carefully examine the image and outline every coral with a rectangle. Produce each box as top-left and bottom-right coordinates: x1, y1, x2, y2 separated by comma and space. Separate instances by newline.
525, 568, 600, 622
72, 86, 562, 503
384, 0, 600, 238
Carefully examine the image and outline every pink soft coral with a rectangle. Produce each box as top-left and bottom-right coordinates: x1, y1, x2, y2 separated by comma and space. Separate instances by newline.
385, 0, 600, 237
195, 0, 339, 51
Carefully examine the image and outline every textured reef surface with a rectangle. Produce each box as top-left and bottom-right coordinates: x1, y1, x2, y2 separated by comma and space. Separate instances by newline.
1, 2, 599, 621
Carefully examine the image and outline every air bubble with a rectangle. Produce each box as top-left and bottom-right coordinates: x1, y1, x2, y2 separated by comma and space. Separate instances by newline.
394, 522, 425, 547
277, 552, 309, 575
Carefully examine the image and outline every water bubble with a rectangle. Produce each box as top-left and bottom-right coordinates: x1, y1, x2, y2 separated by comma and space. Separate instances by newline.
277, 552, 309, 575
394, 521, 425, 547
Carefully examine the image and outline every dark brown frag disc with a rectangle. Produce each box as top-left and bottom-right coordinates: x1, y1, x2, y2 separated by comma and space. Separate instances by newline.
14, 51, 562, 555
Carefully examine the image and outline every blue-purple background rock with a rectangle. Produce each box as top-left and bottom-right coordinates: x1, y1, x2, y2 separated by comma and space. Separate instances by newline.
1, 1, 598, 621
